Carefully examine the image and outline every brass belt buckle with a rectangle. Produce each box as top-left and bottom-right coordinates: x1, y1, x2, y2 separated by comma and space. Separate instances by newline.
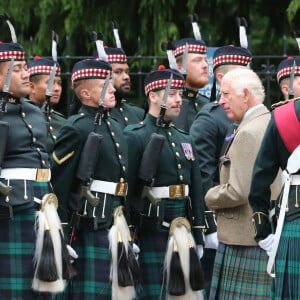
36, 169, 50, 182
115, 182, 128, 197
169, 184, 185, 199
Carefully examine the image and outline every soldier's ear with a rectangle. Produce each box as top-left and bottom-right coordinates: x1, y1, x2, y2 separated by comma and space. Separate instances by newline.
80, 88, 90, 100
281, 84, 289, 99
216, 72, 223, 84
29, 81, 35, 92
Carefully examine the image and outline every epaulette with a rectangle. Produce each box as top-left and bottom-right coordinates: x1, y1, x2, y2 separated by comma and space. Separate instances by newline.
271, 97, 300, 110
206, 101, 219, 112
68, 112, 87, 125
173, 126, 189, 135
51, 109, 66, 118
125, 121, 145, 131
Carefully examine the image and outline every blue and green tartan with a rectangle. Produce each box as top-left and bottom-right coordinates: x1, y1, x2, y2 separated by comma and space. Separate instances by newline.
137, 199, 189, 300
272, 218, 300, 299
209, 242, 272, 300
70, 199, 123, 300
32, 181, 50, 200
71, 228, 112, 300
0, 208, 59, 300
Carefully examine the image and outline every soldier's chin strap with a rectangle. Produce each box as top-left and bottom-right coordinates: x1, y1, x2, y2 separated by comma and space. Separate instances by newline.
156, 73, 173, 129
267, 145, 300, 277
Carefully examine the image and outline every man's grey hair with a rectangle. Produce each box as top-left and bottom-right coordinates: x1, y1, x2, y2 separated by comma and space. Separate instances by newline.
222, 68, 265, 102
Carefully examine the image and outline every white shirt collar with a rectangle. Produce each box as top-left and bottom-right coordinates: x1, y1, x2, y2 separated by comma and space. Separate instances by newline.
242, 104, 264, 121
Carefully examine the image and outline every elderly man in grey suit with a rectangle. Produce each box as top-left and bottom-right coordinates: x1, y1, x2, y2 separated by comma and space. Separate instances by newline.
205, 68, 281, 300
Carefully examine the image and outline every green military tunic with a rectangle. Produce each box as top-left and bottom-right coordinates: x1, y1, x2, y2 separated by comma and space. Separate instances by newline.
51, 104, 129, 299
124, 113, 205, 299
173, 87, 209, 131
249, 99, 300, 299
110, 99, 144, 128
190, 102, 232, 196
45, 109, 66, 153
25, 99, 66, 153
0, 97, 52, 299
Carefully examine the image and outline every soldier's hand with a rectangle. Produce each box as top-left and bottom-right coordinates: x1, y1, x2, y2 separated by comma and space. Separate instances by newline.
132, 243, 140, 260
196, 245, 204, 259
67, 244, 78, 263
258, 234, 274, 256
205, 232, 219, 249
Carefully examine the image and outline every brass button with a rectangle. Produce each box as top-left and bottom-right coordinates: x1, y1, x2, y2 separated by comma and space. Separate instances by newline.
107, 121, 111, 126
168, 131, 172, 136
5, 197, 9, 203
122, 166, 126, 171
195, 103, 198, 107
179, 175, 184, 181
48, 116, 52, 121
49, 126, 53, 131
176, 152, 180, 157
111, 132, 115, 137
171, 142, 176, 147
124, 117, 128, 122
21, 112, 26, 118
28, 124, 32, 129
37, 147, 41, 152
120, 177, 125, 183
116, 142, 120, 148
80, 113, 84, 116
42, 160, 46, 165
24, 195, 28, 200
32, 137, 36, 143
120, 107, 124, 112
53, 135, 57, 140
177, 164, 182, 169
118, 154, 122, 160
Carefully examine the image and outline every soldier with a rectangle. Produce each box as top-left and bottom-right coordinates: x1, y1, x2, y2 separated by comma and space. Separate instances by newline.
189, 45, 252, 298
0, 41, 63, 298
124, 66, 206, 299
249, 83, 300, 299
173, 37, 209, 131
205, 68, 280, 299
28, 56, 65, 153
51, 59, 137, 300
105, 47, 145, 127
276, 56, 300, 100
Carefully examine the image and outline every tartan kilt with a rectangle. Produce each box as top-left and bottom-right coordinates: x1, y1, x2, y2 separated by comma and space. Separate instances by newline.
32, 181, 51, 200
137, 199, 189, 300
271, 218, 300, 299
209, 242, 272, 300
0, 208, 58, 300
70, 227, 112, 300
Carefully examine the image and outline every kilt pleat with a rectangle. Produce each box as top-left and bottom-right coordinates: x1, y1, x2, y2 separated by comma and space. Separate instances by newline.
137, 199, 187, 300
0, 208, 58, 299
272, 218, 300, 300
209, 242, 272, 300
71, 228, 112, 300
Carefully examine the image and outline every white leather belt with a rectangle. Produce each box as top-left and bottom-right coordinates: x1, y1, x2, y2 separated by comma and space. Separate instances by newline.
90, 180, 128, 197
151, 185, 189, 199
290, 175, 300, 185
0, 168, 51, 182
